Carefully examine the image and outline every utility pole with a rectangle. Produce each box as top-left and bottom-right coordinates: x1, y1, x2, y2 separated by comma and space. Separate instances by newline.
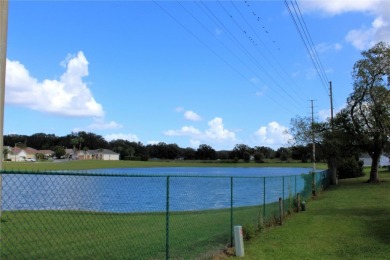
329, 81, 334, 130
0, 0, 9, 218
329, 81, 338, 185
310, 100, 316, 196
310, 100, 316, 171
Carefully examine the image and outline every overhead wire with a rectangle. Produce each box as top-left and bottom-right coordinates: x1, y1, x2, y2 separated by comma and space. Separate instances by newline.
293, 1, 329, 85
230, 0, 310, 103
215, 0, 306, 112
284, 0, 330, 95
153, 1, 316, 115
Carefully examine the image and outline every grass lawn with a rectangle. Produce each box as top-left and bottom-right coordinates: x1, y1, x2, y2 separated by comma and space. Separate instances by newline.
236, 167, 390, 259
2, 159, 328, 171
0, 205, 286, 259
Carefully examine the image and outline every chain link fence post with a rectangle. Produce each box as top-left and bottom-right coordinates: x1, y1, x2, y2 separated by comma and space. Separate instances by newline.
230, 177, 233, 247
165, 176, 170, 260
263, 177, 266, 220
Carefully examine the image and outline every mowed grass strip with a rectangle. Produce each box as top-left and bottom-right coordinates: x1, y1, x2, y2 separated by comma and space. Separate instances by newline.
2, 159, 328, 171
1, 201, 293, 259
239, 168, 390, 259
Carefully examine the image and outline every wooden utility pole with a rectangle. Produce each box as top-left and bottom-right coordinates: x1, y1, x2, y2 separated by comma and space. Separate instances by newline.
0, 0, 9, 218
310, 100, 316, 196
310, 100, 316, 171
329, 81, 334, 130
329, 81, 338, 185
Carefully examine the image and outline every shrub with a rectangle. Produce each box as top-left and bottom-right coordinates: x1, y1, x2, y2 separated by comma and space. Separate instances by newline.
337, 157, 364, 179
242, 224, 257, 241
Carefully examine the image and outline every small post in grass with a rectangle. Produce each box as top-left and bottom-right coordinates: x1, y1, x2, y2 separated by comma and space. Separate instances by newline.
296, 193, 301, 213
279, 197, 283, 225
234, 225, 244, 257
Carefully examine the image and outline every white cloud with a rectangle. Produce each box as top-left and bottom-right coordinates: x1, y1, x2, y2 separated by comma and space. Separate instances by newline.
300, 0, 390, 50
299, 0, 384, 15
253, 121, 292, 149
205, 117, 236, 141
6, 51, 104, 117
164, 117, 237, 149
316, 42, 343, 53
345, 16, 389, 50
104, 133, 139, 142
184, 110, 202, 121
164, 126, 202, 136
87, 118, 123, 130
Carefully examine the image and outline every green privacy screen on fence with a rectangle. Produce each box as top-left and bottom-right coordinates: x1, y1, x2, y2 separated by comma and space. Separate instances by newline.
0, 169, 330, 259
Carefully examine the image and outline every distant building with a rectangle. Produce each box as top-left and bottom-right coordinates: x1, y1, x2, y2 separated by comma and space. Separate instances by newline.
5, 146, 54, 162
66, 148, 119, 161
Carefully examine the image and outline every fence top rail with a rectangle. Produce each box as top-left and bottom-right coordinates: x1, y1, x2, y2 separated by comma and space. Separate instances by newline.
0, 169, 328, 179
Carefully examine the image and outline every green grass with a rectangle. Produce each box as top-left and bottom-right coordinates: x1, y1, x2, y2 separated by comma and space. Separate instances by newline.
2, 159, 327, 171
0, 205, 286, 259
239, 167, 390, 259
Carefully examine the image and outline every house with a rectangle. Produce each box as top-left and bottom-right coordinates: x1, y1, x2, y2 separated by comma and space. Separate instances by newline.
5, 146, 54, 161
66, 148, 119, 161
95, 149, 120, 161
359, 153, 390, 167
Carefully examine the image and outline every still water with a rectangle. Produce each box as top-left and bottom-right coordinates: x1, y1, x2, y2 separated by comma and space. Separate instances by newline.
2, 167, 312, 212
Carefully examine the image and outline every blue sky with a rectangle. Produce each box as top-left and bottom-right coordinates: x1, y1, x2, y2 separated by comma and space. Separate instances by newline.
4, 0, 390, 150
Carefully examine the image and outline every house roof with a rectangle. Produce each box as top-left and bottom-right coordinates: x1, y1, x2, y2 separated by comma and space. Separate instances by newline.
91, 149, 119, 155
65, 148, 119, 156
9, 147, 53, 155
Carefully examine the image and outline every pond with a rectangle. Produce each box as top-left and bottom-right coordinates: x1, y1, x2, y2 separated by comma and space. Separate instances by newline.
2, 167, 314, 213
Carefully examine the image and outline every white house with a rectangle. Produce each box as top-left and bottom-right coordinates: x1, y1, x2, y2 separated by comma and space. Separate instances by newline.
66, 148, 119, 161
359, 153, 390, 167
5, 146, 54, 162
96, 149, 120, 161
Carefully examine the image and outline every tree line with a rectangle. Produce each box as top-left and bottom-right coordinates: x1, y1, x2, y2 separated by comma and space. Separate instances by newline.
4, 131, 323, 162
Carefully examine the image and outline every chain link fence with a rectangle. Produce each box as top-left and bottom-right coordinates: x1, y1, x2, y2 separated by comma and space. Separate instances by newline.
0, 169, 330, 259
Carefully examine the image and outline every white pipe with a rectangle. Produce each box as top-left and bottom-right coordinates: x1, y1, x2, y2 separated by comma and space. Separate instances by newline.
234, 225, 245, 257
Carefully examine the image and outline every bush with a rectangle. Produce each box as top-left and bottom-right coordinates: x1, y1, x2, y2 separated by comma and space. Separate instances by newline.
242, 224, 257, 241
337, 157, 364, 179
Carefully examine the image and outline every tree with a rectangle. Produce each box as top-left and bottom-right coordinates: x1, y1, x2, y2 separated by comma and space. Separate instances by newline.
344, 42, 390, 182
182, 147, 196, 160
291, 145, 310, 163
253, 146, 275, 159
70, 132, 85, 159
321, 112, 365, 179
289, 115, 338, 182
230, 144, 252, 161
53, 146, 66, 159
276, 147, 290, 161
253, 152, 265, 163
196, 144, 216, 160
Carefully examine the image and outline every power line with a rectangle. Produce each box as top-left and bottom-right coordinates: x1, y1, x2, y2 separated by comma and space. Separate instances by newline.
231, 0, 311, 103
215, 0, 306, 111
293, 1, 329, 85
154, 1, 305, 114
284, 0, 329, 95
